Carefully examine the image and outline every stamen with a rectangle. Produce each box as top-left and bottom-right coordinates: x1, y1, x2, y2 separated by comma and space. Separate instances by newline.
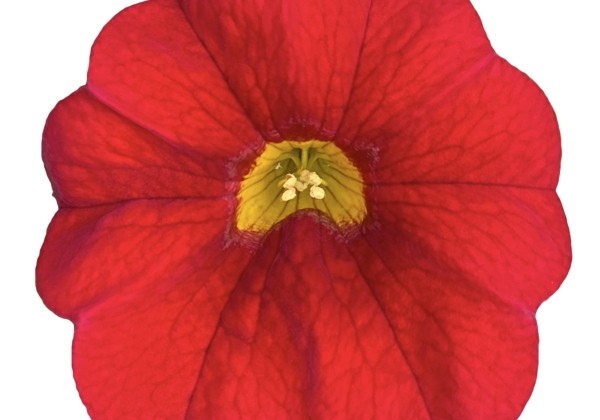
308, 172, 322, 186
279, 168, 327, 201
281, 188, 297, 201
310, 185, 325, 199
282, 174, 297, 189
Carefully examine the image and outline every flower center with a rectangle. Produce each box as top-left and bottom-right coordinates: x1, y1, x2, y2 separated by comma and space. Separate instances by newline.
236, 140, 366, 232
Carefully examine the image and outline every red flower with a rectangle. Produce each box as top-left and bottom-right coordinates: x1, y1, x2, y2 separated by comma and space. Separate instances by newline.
37, 0, 571, 418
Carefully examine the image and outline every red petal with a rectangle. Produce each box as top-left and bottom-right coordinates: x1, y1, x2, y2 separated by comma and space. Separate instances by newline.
187, 216, 431, 418
349, 184, 571, 418
43, 89, 227, 207
87, 0, 262, 162
367, 184, 571, 309
37, 0, 571, 418
37, 199, 253, 418
333, 1, 559, 188
178, 194, 569, 418
37, 199, 242, 319
180, 0, 371, 140
38, 187, 570, 418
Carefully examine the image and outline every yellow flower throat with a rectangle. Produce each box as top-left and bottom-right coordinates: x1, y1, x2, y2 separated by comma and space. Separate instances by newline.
236, 140, 367, 232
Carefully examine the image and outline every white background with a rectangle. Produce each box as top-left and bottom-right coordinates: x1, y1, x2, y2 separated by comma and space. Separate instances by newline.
1, 1, 598, 419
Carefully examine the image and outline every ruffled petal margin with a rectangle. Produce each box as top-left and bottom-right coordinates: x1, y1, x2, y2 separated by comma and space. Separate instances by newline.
37, 0, 571, 418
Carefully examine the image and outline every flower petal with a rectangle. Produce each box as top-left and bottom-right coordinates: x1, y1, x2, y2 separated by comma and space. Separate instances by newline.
367, 184, 571, 308
184, 199, 569, 418
37, 188, 570, 418
180, 0, 372, 139
43, 89, 228, 207
37, 199, 253, 418
37, 1, 571, 418
334, 0, 559, 188
347, 184, 571, 418
87, 0, 262, 162
186, 215, 432, 418
37, 198, 244, 319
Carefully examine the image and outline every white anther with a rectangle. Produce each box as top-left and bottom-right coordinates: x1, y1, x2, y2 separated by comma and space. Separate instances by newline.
281, 188, 297, 201
308, 172, 322, 186
282, 174, 297, 189
310, 185, 325, 200
280, 170, 326, 201
275, 162, 282, 170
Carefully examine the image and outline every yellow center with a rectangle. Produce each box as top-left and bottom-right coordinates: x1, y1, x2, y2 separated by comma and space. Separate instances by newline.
236, 140, 367, 232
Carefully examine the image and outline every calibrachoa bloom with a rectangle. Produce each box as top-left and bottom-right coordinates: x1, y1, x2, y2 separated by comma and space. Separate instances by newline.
38, 0, 571, 418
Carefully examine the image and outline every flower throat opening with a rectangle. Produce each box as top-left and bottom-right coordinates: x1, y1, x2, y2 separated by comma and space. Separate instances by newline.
236, 140, 367, 232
